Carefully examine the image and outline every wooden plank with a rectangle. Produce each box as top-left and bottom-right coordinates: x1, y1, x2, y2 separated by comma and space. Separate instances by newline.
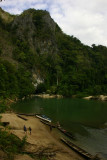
17, 115, 28, 121
17, 113, 36, 116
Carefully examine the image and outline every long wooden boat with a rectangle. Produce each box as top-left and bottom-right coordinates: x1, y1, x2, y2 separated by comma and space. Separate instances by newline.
17, 113, 40, 116
40, 120, 56, 128
58, 126, 75, 140
60, 138, 101, 160
36, 115, 51, 123
17, 115, 28, 121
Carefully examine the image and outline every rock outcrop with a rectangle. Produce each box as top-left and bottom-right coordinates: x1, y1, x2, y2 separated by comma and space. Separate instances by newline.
83, 95, 107, 101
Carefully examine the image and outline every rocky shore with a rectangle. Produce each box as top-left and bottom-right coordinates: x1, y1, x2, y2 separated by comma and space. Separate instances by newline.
83, 95, 107, 101
35, 94, 63, 99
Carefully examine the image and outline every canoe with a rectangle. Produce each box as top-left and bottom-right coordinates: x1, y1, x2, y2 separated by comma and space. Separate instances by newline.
17, 115, 28, 121
58, 126, 75, 140
17, 113, 41, 116
40, 120, 56, 128
36, 115, 51, 123
18, 113, 36, 116
61, 138, 92, 159
60, 138, 101, 160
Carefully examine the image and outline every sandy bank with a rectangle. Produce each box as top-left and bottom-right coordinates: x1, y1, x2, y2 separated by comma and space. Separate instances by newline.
0, 113, 85, 160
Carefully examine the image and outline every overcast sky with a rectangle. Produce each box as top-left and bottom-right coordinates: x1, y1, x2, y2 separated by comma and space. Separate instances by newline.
0, 0, 107, 46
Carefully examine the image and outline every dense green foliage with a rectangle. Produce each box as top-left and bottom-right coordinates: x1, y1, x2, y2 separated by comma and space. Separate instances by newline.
54, 34, 107, 96
0, 130, 26, 159
0, 8, 107, 99
35, 31, 107, 96
13, 40, 35, 69
0, 103, 7, 113
0, 59, 35, 99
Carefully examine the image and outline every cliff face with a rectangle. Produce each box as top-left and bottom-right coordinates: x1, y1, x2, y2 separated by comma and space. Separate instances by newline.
0, 8, 58, 60
0, 8, 107, 98
11, 9, 58, 55
0, 7, 15, 23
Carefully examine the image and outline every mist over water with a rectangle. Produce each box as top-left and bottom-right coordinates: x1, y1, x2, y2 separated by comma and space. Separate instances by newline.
12, 98, 107, 159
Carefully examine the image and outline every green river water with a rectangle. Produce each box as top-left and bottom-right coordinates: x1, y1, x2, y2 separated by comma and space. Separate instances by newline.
12, 97, 107, 159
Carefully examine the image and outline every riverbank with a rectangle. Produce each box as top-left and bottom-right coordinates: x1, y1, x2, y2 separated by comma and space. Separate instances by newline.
83, 95, 107, 101
35, 94, 63, 99
32, 94, 107, 101
0, 112, 85, 160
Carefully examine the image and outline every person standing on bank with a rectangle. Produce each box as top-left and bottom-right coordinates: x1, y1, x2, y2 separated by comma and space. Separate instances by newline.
29, 127, 32, 135
24, 125, 27, 134
50, 124, 52, 132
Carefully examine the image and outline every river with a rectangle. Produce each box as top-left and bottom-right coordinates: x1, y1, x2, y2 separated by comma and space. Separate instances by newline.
12, 97, 107, 159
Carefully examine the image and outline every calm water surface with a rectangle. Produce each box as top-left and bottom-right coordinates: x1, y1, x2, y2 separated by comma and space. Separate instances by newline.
12, 98, 107, 159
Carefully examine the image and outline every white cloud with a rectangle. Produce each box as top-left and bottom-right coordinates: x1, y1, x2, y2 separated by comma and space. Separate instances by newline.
0, 0, 107, 46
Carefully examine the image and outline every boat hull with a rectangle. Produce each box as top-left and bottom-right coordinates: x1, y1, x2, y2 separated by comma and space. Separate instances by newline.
36, 115, 51, 123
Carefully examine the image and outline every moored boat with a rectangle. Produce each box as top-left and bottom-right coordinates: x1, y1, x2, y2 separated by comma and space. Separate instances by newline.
58, 126, 75, 140
36, 114, 51, 123
40, 120, 56, 128
60, 138, 101, 160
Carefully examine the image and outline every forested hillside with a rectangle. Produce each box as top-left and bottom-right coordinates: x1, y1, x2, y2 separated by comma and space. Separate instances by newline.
0, 7, 107, 99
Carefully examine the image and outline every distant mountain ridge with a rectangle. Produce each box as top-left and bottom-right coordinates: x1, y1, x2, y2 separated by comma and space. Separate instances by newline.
0, 8, 107, 98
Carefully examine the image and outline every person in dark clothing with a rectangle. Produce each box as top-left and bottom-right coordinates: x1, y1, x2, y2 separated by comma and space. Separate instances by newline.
29, 127, 32, 135
50, 124, 52, 132
24, 125, 27, 134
